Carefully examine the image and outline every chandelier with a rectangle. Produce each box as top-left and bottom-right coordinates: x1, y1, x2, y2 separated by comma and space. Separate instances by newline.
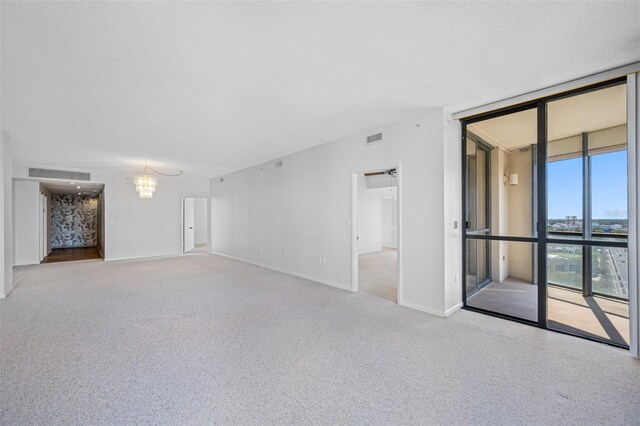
134, 163, 183, 199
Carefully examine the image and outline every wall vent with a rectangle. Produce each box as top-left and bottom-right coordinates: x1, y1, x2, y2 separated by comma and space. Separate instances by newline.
29, 168, 90, 181
274, 160, 283, 168
219, 178, 224, 183
366, 132, 383, 145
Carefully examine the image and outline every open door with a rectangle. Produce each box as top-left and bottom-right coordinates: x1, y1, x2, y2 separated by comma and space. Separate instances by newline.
183, 198, 195, 253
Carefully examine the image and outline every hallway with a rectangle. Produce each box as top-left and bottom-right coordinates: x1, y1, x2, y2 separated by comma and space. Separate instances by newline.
359, 248, 397, 302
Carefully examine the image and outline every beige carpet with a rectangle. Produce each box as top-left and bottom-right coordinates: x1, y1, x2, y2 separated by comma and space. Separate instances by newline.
187, 243, 208, 254
358, 248, 397, 302
1, 254, 639, 424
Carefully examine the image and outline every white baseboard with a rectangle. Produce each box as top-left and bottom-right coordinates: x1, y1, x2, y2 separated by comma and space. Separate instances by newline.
210, 251, 353, 292
105, 253, 182, 262
444, 302, 463, 317
398, 299, 446, 317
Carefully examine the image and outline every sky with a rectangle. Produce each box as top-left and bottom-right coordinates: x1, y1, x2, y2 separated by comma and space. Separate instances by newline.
547, 151, 627, 220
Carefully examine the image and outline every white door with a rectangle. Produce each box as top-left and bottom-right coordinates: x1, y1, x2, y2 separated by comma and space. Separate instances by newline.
183, 198, 195, 253
39, 193, 45, 261
44, 195, 48, 256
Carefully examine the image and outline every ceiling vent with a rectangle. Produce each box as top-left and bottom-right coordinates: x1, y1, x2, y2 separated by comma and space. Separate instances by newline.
366, 132, 383, 145
274, 160, 283, 168
29, 168, 90, 181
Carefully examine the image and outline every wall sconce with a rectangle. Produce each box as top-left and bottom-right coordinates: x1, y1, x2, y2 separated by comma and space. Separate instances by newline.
503, 174, 519, 186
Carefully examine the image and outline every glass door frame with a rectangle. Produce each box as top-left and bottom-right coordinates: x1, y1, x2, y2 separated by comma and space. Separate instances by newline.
465, 134, 492, 297
461, 76, 630, 347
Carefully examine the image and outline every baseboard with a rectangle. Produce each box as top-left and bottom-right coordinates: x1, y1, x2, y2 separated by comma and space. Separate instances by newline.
444, 302, 463, 317
398, 299, 446, 317
104, 253, 182, 262
210, 251, 353, 292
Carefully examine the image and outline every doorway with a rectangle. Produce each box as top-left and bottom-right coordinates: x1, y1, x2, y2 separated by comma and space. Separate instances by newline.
40, 181, 105, 263
183, 197, 208, 254
351, 167, 400, 303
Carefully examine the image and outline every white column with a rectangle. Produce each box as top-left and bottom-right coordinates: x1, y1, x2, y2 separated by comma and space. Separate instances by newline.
1, 132, 14, 297
628, 74, 639, 357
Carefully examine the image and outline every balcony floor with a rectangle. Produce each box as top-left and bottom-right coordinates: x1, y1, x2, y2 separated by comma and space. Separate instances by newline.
468, 279, 629, 346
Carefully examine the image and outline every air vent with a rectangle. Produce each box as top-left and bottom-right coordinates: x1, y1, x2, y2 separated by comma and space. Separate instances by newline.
366, 132, 383, 145
29, 168, 90, 181
219, 178, 224, 183
274, 160, 283, 168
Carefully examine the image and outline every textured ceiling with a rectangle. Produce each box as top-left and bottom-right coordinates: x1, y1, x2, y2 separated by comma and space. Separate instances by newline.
2, 1, 639, 178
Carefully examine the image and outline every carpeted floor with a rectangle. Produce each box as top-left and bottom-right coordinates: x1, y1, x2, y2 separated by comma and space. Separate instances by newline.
1, 254, 639, 425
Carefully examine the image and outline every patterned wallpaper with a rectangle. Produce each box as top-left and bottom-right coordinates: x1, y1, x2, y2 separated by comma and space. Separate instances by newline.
51, 194, 98, 249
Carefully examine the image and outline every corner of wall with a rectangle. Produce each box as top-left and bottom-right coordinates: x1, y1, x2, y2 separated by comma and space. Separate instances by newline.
442, 109, 463, 315
1, 132, 14, 297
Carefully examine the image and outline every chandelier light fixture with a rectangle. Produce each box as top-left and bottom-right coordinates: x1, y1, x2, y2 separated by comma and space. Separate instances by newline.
134, 163, 183, 199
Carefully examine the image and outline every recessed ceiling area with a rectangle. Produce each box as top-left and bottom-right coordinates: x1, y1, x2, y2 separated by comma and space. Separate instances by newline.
468, 83, 627, 152
40, 181, 104, 196
468, 108, 537, 152
1, 2, 638, 178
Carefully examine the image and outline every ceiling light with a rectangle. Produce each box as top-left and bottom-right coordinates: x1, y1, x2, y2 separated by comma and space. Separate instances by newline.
134, 174, 157, 199
69, 181, 75, 185
76, 185, 81, 189
78, 192, 82, 195
134, 163, 182, 199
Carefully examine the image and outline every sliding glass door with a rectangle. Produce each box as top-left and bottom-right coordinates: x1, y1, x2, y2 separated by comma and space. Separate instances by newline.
465, 137, 491, 297
462, 78, 630, 347
546, 82, 629, 346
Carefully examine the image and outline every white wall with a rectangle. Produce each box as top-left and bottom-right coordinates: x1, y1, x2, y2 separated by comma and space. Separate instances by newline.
211, 110, 448, 315
11, 165, 209, 262
357, 177, 383, 254
13, 180, 40, 266
193, 198, 208, 244
442, 115, 463, 316
1, 133, 14, 297
381, 194, 398, 249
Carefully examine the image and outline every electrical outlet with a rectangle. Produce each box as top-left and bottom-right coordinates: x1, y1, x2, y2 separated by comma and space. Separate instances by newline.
283, 250, 287, 258
454, 221, 458, 229
455, 273, 459, 283
318, 257, 322, 264
259, 246, 263, 254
